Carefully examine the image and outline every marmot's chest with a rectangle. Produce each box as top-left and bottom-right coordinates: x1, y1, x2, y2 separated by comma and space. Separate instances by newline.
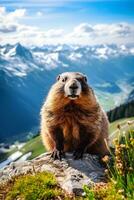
62, 104, 90, 120
60, 105, 88, 139
60, 103, 94, 126
61, 114, 80, 144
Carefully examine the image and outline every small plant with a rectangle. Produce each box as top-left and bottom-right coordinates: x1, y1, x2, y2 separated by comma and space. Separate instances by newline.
84, 122, 134, 200
84, 182, 123, 200
103, 124, 134, 200
112, 129, 134, 199
83, 185, 95, 200
5, 172, 63, 200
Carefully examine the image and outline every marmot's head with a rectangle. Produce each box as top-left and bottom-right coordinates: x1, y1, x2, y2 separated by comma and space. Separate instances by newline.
56, 72, 89, 100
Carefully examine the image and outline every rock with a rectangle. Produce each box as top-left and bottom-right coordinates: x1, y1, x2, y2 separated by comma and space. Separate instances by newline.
0, 153, 106, 195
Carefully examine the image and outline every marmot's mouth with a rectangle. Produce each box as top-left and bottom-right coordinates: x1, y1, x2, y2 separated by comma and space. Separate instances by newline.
68, 94, 79, 99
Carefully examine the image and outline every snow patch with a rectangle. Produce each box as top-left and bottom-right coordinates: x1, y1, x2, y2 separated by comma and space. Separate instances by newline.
0, 151, 22, 169
17, 152, 32, 161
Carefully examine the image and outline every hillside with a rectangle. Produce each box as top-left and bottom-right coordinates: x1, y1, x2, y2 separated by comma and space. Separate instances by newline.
107, 100, 134, 122
0, 43, 134, 143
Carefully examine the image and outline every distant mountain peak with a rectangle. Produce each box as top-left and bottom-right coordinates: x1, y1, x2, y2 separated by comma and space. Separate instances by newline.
0, 43, 33, 61
15, 43, 33, 60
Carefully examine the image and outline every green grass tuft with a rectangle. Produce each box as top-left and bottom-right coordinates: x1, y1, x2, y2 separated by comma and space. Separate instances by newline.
83, 182, 123, 200
5, 172, 62, 200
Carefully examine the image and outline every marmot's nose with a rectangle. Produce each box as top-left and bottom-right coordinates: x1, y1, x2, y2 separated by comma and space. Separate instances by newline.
69, 82, 78, 90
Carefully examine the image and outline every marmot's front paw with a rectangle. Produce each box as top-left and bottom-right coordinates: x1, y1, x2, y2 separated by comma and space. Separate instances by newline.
51, 149, 65, 160
73, 148, 84, 160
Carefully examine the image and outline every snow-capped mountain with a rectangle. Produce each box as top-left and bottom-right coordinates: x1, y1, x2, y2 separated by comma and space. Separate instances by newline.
0, 43, 134, 143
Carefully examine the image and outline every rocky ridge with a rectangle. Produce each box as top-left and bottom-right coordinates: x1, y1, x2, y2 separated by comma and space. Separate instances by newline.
0, 152, 106, 195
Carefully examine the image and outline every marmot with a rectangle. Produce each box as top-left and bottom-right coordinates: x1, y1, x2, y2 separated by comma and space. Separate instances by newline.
40, 72, 109, 159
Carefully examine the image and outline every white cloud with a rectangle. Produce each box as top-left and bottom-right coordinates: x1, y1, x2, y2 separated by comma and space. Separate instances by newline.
69, 23, 94, 37
36, 11, 43, 17
94, 23, 133, 37
0, 7, 6, 15
0, 7, 64, 45
70, 23, 134, 38
45, 29, 64, 37
7, 9, 26, 21
64, 23, 134, 45
0, 6, 26, 33
0, 6, 134, 46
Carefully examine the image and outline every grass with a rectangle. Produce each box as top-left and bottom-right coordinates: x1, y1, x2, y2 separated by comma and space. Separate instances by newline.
0, 135, 45, 163
21, 135, 45, 159
110, 129, 134, 199
109, 117, 134, 134
0, 172, 83, 200
1, 172, 63, 200
84, 124, 134, 200
83, 183, 123, 200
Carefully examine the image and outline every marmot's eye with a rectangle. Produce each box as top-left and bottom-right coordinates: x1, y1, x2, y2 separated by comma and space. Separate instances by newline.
62, 77, 67, 82
84, 76, 87, 82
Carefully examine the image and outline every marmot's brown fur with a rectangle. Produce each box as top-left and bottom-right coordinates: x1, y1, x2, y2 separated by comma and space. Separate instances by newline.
40, 72, 109, 159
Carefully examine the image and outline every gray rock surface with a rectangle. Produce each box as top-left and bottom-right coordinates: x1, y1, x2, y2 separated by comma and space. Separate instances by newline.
0, 153, 106, 195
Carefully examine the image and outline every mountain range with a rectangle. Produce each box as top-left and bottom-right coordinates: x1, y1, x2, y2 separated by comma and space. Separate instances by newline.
0, 43, 134, 143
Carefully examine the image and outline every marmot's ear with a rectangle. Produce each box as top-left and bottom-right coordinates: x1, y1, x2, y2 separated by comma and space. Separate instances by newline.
84, 75, 87, 82
56, 74, 60, 81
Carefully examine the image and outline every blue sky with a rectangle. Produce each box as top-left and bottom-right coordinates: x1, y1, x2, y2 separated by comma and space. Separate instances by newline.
1, 0, 134, 28
0, 0, 134, 45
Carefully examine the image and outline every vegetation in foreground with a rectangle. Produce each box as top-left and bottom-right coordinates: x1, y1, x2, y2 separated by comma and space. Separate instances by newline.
84, 123, 134, 200
0, 172, 83, 200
